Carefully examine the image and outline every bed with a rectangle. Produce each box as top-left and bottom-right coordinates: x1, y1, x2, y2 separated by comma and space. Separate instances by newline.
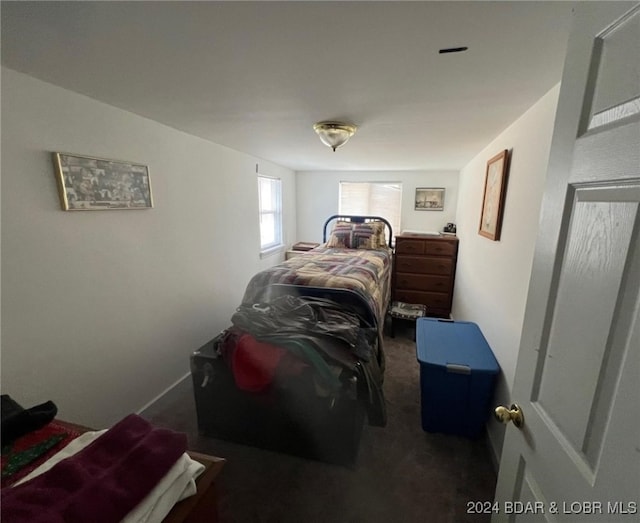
191, 215, 393, 465
245, 215, 393, 327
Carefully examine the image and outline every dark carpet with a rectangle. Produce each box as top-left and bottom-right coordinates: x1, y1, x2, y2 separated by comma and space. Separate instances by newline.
142, 325, 497, 523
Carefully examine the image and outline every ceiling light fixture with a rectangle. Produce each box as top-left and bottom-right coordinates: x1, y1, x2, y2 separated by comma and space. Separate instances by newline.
313, 121, 357, 151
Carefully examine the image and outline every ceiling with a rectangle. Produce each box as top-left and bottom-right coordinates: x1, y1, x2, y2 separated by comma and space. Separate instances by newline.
1, 1, 574, 172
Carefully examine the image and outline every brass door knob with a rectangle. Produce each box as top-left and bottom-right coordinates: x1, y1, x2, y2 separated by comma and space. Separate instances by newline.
494, 403, 525, 428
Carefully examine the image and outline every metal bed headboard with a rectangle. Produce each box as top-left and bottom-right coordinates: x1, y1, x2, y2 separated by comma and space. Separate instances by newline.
322, 215, 393, 246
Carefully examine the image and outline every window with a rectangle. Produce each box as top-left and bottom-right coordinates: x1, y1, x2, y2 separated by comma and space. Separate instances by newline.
339, 182, 402, 242
258, 175, 283, 255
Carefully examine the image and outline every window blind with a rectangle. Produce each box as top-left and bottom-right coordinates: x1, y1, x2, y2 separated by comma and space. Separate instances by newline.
258, 176, 282, 252
339, 182, 402, 241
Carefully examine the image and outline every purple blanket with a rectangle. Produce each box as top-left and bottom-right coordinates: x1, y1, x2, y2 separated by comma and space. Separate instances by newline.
1, 414, 187, 523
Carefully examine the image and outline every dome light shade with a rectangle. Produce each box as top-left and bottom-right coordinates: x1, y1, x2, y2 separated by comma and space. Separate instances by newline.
313, 121, 357, 151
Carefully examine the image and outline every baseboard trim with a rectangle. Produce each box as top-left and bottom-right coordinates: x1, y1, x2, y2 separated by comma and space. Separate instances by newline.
136, 372, 191, 416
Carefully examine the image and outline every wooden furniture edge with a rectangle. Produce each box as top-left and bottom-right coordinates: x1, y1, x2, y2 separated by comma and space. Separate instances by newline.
163, 451, 226, 522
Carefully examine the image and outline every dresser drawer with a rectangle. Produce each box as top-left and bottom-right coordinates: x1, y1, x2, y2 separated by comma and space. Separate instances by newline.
394, 239, 425, 255
394, 289, 452, 310
395, 273, 450, 292
394, 255, 453, 275
423, 240, 457, 257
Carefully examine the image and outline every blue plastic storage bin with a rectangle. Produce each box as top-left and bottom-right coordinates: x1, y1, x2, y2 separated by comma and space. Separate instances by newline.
416, 318, 499, 438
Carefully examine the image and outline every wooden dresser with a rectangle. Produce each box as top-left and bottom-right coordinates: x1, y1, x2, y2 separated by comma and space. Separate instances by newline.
392, 234, 459, 318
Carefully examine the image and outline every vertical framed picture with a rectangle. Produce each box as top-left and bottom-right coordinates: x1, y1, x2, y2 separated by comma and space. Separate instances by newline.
52, 152, 153, 211
415, 187, 445, 211
478, 150, 510, 240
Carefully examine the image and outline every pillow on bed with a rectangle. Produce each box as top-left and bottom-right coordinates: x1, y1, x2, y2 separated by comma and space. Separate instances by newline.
326, 220, 387, 249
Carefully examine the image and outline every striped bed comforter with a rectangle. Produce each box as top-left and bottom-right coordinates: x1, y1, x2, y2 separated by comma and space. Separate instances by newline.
241, 247, 393, 327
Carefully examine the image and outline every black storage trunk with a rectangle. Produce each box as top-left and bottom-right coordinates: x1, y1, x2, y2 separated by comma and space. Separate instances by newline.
191, 334, 366, 466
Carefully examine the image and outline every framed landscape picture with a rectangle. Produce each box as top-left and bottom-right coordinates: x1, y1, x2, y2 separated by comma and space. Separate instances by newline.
415, 187, 445, 211
52, 152, 153, 211
478, 150, 510, 240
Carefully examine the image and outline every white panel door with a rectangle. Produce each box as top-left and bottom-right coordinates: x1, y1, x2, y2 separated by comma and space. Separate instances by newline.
493, 2, 640, 522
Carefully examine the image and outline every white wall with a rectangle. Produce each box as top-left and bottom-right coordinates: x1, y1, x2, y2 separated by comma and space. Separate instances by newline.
0, 68, 296, 428
452, 84, 560, 463
296, 170, 459, 242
